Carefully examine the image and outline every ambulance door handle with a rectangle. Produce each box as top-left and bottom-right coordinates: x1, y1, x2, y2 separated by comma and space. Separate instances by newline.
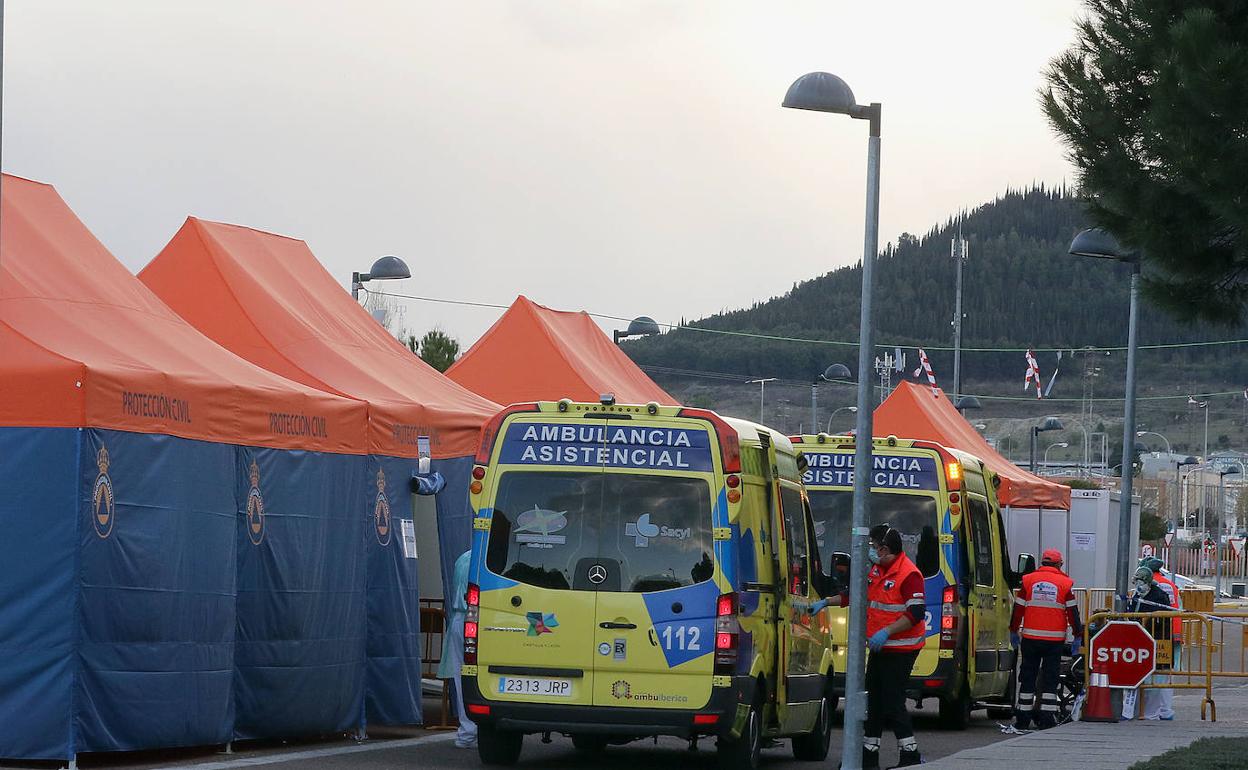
600, 622, 637, 630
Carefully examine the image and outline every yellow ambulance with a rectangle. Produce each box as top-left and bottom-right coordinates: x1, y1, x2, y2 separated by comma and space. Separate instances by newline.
460, 397, 839, 768
791, 433, 1021, 729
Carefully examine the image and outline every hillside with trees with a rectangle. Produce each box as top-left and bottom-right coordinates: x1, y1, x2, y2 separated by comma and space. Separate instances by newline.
624, 186, 1248, 388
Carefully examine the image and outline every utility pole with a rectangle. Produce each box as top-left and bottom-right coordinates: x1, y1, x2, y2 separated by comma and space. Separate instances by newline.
951, 223, 967, 405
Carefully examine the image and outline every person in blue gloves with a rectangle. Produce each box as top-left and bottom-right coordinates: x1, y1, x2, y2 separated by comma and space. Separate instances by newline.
437, 549, 477, 748
811, 523, 926, 768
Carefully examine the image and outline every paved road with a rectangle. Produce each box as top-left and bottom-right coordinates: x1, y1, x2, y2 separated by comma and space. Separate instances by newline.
0, 701, 1013, 770
292, 706, 1011, 770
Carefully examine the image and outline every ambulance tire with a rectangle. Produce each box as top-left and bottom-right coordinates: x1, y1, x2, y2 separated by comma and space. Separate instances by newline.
790, 693, 833, 761
717, 688, 763, 770
477, 726, 523, 766
571, 734, 609, 754
937, 684, 972, 731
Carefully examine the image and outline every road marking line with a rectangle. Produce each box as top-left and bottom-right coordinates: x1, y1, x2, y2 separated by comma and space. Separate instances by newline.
151, 733, 458, 770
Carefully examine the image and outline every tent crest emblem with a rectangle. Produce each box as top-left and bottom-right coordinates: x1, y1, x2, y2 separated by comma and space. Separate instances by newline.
246, 459, 266, 545
92, 444, 115, 539
374, 468, 391, 545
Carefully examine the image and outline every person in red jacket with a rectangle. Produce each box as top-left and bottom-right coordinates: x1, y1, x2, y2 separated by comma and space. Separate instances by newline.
1009, 549, 1083, 730
812, 523, 927, 768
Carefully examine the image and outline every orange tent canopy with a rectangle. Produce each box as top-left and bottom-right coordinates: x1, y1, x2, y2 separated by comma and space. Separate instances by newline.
873, 382, 1070, 510
139, 218, 499, 458
447, 296, 676, 407
0, 175, 366, 451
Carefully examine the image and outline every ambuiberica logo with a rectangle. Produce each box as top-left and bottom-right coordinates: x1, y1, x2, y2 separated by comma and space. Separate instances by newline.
610, 679, 688, 704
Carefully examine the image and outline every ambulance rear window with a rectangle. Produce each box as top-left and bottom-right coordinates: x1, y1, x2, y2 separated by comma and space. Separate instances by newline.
807, 490, 940, 578
486, 470, 714, 593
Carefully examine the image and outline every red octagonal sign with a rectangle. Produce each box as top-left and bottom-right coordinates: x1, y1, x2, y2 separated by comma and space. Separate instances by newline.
1091, 620, 1156, 688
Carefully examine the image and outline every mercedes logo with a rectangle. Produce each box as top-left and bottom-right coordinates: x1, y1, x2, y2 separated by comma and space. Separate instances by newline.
588, 564, 608, 585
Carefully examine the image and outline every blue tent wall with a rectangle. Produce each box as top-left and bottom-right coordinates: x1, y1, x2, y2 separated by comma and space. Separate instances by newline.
363, 455, 422, 726
362, 454, 471, 727
0, 428, 78, 760
433, 457, 474, 595
233, 447, 367, 739
74, 429, 237, 753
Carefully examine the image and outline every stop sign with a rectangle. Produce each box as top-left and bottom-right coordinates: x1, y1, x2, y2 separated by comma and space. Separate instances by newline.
1090, 621, 1156, 688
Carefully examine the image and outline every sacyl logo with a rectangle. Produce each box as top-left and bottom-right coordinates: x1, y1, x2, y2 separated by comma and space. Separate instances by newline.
624, 513, 690, 547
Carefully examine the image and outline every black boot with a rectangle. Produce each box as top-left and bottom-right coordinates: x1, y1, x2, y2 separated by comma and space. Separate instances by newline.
862, 745, 880, 768
889, 748, 922, 768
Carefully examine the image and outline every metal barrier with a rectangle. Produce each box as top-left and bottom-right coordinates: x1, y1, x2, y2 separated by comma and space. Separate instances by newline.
1083, 610, 1216, 721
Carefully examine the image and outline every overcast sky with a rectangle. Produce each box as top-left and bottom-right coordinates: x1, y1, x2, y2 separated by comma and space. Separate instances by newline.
5, 1, 1082, 346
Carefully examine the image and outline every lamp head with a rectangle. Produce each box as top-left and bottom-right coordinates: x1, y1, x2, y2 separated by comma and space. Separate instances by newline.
783, 72, 859, 115
823, 363, 853, 382
625, 316, 661, 337
365, 255, 411, 281
955, 395, 982, 411
1069, 228, 1138, 263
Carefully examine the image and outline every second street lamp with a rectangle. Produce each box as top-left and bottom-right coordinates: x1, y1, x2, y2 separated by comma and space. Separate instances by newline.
784, 70, 881, 770
1044, 441, 1070, 471
1070, 228, 1141, 611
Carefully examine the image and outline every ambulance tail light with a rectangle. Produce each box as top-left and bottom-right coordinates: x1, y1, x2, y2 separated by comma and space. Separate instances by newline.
693, 714, 720, 726
474, 404, 538, 465
714, 592, 739, 675
464, 582, 481, 665
945, 461, 962, 490
467, 704, 491, 716
940, 585, 958, 649
676, 407, 741, 474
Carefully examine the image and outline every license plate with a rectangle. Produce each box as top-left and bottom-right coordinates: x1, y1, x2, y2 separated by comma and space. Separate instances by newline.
498, 676, 573, 697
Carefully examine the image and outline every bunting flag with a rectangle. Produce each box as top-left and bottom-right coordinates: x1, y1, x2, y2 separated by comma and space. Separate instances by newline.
912, 348, 938, 397
1023, 348, 1043, 399
1044, 350, 1062, 398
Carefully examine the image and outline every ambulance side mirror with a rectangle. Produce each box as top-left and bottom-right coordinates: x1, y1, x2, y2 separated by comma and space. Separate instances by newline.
817, 551, 851, 598
1017, 553, 1037, 580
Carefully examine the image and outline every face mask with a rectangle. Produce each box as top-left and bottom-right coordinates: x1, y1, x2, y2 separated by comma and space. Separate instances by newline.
1134, 580, 1148, 595
868, 546, 882, 565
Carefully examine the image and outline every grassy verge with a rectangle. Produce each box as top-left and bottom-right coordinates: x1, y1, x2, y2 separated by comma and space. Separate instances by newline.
1129, 737, 1248, 769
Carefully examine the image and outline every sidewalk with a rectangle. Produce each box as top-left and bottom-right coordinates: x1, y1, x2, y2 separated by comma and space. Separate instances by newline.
922, 686, 1248, 769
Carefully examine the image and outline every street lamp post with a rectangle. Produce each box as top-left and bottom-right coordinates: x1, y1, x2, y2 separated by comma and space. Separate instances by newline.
784, 70, 881, 770
1044, 441, 1069, 472
812, 363, 853, 436
746, 378, 777, 424
1029, 417, 1063, 473
827, 406, 859, 434
1070, 228, 1141, 611
1176, 457, 1200, 534
1188, 397, 1210, 460
1136, 430, 1172, 456
1217, 466, 1242, 597
351, 255, 411, 301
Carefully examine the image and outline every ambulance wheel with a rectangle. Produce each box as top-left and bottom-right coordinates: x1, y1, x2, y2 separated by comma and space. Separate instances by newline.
571, 734, 609, 754
791, 694, 832, 761
937, 685, 971, 731
478, 725, 523, 766
717, 691, 762, 770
